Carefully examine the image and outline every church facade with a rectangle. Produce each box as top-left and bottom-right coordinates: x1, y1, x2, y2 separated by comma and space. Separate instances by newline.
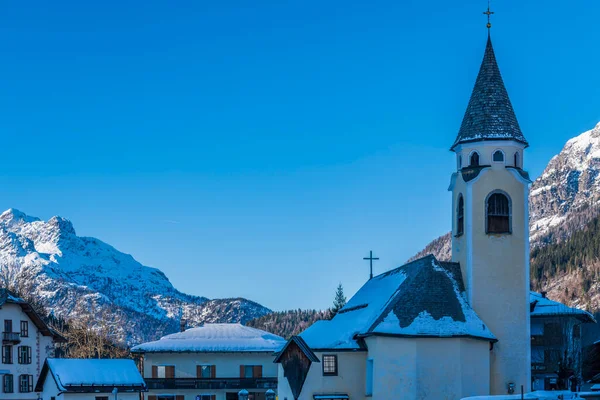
275, 31, 532, 400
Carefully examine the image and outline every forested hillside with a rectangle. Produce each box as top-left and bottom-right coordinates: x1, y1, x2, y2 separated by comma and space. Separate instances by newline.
246, 309, 332, 339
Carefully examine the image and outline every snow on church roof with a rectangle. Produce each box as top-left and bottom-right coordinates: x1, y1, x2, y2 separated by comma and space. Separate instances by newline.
131, 323, 286, 353
300, 255, 496, 351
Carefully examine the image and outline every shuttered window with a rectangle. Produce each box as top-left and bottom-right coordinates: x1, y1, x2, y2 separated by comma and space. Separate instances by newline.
152, 365, 175, 379
197, 365, 216, 379
3, 374, 13, 393
2, 345, 12, 364
18, 346, 32, 364
18, 375, 33, 393
240, 365, 262, 378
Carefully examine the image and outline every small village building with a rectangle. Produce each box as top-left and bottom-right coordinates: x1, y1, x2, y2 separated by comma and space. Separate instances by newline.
131, 323, 286, 400
530, 292, 595, 391
0, 289, 65, 400
35, 358, 147, 400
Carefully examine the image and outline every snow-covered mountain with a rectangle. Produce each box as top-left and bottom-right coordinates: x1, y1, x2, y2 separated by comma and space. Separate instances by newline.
0, 209, 271, 344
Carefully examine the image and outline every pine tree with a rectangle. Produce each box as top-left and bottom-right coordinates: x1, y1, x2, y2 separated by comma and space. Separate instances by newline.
331, 283, 347, 315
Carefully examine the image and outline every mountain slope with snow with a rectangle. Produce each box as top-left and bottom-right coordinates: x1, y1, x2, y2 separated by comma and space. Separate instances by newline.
0, 209, 271, 344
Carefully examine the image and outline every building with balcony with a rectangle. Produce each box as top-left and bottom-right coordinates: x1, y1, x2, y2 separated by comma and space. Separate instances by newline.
530, 291, 595, 391
0, 289, 65, 400
131, 323, 286, 400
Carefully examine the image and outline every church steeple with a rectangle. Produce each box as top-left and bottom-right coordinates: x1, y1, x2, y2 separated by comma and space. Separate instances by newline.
451, 36, 528, 150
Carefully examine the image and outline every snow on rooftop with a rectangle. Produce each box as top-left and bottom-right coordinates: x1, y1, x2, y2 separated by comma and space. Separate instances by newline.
530, 292, 594, 321
131, 323, 286, 353
301, 267, 408, 350
301, 256, 495, 350
46, 359, 144, 390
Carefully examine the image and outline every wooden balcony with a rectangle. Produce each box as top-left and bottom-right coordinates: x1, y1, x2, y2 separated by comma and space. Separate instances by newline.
144, 378, 277, 391
2, 332, 21, 344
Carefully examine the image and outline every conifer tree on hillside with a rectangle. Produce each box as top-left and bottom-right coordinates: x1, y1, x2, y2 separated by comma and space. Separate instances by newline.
331, 283, 347, 316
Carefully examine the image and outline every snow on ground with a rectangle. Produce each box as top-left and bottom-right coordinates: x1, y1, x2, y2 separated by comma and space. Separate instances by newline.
462, 391, 599, 400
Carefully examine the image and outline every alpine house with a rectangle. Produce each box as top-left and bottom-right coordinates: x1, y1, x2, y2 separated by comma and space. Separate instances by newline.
131, 323, 286, 400
275, 15, 534, 400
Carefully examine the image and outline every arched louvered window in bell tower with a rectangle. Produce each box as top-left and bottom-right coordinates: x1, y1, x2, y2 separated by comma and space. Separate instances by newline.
457, 195, 464, 236
486, 191, 511, 234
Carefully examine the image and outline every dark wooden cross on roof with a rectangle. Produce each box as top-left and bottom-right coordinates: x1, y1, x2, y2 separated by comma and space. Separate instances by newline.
363, 250, 379, 280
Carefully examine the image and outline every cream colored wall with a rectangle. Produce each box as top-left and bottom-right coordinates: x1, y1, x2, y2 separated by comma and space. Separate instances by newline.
366, 336, 490, 400
143, 352, 278, 378
451, 140, 531, 395
276, 351, 367, 400
143, 352, 277, 400
0, 302, 56, 400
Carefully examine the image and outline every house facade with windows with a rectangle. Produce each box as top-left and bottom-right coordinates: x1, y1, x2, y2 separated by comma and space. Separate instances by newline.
35, 358, 147, 400
0, 289, 65, 400
276, 29, 533, 400
131, 323, 286, 400
529, 292, 595, 391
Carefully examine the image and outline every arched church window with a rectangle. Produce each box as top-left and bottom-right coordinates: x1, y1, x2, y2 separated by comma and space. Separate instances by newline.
514, 152, 520, 168
493, 150, 504, 162
458, 155, 462, 170
486, 192, 511, 234
469, 152, 480, 167
457, 195, 464, 236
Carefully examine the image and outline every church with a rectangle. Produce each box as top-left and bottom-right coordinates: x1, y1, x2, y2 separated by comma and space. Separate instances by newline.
274, 17, 532, 400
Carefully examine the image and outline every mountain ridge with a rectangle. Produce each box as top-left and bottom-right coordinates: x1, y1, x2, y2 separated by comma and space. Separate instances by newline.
0, 208, 271, 344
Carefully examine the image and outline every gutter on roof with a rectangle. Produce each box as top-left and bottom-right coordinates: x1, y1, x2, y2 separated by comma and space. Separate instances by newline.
355, 332, 498, 343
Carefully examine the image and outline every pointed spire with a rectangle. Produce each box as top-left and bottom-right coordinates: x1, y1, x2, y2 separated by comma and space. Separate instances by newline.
451, 36, 528, 150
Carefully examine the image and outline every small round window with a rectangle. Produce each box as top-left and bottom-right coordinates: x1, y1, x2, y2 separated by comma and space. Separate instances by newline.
493, 150, 504, 162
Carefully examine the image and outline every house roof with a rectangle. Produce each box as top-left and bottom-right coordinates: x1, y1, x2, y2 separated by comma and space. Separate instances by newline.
35, 358, 146, 393
273, 336, 319, 364
131, 323, 286, 353
299, 255, 496, 351
451, 35, 528, 150
530, 292, 595, 323
0, 288, 66, 342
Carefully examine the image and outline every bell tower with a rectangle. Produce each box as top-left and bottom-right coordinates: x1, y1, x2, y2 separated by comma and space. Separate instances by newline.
448, 27, 532, 395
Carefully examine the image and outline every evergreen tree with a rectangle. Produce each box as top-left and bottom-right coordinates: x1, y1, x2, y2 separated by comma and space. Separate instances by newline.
331, 283, 347, 315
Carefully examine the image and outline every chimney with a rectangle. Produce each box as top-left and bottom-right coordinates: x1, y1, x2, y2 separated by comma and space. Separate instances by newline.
180, 319, 186, 332
541, 291, 547, 299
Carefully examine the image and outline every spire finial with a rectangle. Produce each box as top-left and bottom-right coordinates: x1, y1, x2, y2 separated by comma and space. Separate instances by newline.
483, 0, 494, 30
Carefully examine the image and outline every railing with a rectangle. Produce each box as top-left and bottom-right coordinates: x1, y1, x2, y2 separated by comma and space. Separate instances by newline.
2, 332, 21, 343
144, 378, 277, 390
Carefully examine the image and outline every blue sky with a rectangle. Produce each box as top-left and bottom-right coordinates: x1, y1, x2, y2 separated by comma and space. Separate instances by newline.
0, 1, 599, 311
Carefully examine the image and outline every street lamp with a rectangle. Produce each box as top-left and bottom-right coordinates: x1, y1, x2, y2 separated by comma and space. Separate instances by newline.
266, 389, 276, 400
238, 389, 249, 400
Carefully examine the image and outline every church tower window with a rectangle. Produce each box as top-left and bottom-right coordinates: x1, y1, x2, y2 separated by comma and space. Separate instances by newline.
493, 150, 504, 162
457, 195, 464, 236
514, 152, 520, 168
469, 152, 480, 167
486, 192, 511, 234
458, 155, 462, 170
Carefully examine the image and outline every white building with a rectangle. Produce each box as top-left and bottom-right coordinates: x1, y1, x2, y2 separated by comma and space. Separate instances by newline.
131, 323, 286, 400
0, 289, 65, 400
276, 28, 533, 400
35, 358, 147, 400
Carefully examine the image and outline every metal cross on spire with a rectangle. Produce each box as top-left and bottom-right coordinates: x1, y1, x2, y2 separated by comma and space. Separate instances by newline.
483, 0, 494, 30
363, 250, 379, 280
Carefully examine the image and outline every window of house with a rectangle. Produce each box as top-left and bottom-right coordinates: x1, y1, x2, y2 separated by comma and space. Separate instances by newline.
240, 365, 262, 378
486, 192, 511, 234
469, 152, 480, 167
18, 346, 31, 364
3, 320, 12, 333
152, 365, 175, 379
96, 397, 109, 400
3, 374, 13, 393
20, 321, 28, 337
2, 345, 12, 364
196, 395, 216, 400
514, 152, 520, 168
531, 346, 544, 364
493, 150, 504, 162
198, 365, 214, 379
457, 195, 464, 236
18, 374, 33, 393
322, 354, 338, 376
366, 358, 373, 396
